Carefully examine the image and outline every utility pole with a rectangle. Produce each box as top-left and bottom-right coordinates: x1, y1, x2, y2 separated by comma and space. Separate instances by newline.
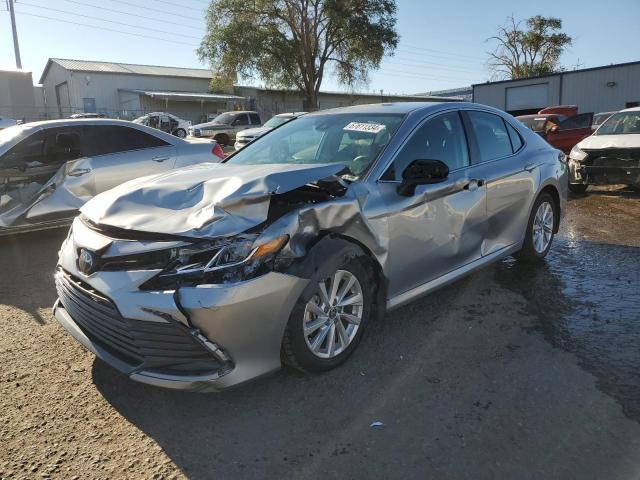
8, 0, 22, 69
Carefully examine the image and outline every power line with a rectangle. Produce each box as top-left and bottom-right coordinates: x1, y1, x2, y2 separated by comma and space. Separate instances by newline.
110, 0, 204, 22
18, 1, 202, 39
395, 48, 485, 66
50, 0, 205, 32
384, 58, 485, 74
400, 43, 481, 61
374, 68, 479, 83
15, 11, 200, 47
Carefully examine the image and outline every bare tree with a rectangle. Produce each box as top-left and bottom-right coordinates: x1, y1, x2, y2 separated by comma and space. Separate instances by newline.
487, 15, 572, 79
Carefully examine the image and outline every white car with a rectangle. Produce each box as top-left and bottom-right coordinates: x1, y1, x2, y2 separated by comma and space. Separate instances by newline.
568, 107, 640, 193
0, 119, 224, 234
133, 112, 192, 138
234, 112, 306, 150
0, 116, 19, 130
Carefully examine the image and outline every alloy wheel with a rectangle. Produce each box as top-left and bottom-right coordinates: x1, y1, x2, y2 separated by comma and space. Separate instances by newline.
532, 201, 554, 253
303, 269, 364, 359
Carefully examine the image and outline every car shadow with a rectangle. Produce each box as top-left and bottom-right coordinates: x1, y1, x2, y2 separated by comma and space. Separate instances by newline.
0, 228, 67, 324
91, 277, 465, 479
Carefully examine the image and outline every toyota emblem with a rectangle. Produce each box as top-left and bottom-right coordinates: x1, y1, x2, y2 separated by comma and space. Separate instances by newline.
78, 248, 97, 275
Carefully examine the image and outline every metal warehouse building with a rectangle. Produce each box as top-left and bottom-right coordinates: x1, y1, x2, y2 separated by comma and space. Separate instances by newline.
473, 61, 640, 116
38, 58, 457, 123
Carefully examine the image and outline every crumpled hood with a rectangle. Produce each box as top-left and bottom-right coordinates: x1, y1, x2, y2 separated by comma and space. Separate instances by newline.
579, 134, 640, 150
237, 127, 271, 138
80, 163, 345, 239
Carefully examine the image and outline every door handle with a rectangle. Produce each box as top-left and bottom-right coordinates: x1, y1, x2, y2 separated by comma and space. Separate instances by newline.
152, 156, 170, 162
463, 179, 485, 191
67, 168, 91, 177
524, 163, 538, 172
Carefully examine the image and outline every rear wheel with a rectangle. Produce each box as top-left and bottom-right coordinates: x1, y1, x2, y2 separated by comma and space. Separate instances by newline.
175, 128, 187, 138
515, 192, 557, 262
214, 133, 229, 146
569, 183, 588, 194
282, 255, 372, 372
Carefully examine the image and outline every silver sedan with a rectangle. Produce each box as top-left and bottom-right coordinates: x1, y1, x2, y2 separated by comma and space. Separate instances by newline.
0, 119, 224, 234
53, 103, 567, 391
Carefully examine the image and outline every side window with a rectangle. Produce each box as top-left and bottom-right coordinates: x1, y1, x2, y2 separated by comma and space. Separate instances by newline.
384, 111, 469, 181
558, 113, 593, 130
82, 126, 169, 157
249, 113, 261, 124
232, 114, 249, 126
467, 111, 513, 163
506, 122, 523, 153
7, 131, 48, 164
4, 127, 83, 167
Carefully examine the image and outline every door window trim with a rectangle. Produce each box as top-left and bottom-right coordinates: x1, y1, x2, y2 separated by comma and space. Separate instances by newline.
461, 110, 528, 166
80, 125, 172, 159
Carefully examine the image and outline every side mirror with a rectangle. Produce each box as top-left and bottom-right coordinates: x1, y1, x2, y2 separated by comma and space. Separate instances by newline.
397, 159, 449, 196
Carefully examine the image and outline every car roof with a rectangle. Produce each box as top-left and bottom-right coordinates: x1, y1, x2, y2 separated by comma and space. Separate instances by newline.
18, 118, 141, 128
305, 102, 456, 116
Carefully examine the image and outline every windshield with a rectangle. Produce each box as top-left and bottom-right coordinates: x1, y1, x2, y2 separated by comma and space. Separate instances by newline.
592, 112, 614, 127
518, 115, 564, 133
595, 111, 640, 135
263, 115, 294, 128
225, 113, 405, 180
0, 124, 28, 147
211, 112, 236, 125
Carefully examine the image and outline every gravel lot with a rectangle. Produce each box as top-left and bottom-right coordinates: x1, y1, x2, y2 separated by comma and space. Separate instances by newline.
1, 186, 639, 479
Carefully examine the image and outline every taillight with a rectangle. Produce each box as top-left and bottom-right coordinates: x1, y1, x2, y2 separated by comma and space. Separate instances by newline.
212, 143, 225, 159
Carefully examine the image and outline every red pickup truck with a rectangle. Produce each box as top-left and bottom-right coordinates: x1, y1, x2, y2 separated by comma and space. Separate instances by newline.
517, 106, 594, 154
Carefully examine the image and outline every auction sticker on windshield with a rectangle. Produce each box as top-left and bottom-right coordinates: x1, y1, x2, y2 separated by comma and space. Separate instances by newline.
343, 122, 386, 134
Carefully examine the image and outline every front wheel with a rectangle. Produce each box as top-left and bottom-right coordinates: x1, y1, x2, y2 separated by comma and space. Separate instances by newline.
175, 128, 187, 138
515, 192, 557, 262
569, 183, 588, 194
282, 256, 372, 372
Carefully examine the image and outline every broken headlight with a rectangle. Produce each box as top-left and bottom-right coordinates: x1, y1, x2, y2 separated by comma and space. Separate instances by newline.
141, 235, 288, 289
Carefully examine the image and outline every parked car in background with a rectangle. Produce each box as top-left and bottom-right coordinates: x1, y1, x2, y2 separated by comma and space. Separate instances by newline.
189, 111, 262, 146
0, 116, 19, 130
517, 113, 567, 135
133, 112, 191, 138
591, 111, 616, 130
568, 107, 640, 193
0, 119, 224, 234
53, 102, 566, 391
70, 113, 106, 119
234, 112, 306, 150
517, 105, 594, 154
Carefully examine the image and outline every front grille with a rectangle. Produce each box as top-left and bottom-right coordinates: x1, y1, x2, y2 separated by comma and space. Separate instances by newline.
56, 270, 224, 376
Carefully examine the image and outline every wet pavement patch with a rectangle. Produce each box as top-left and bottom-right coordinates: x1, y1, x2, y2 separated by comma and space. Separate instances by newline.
495, 237, 640, 422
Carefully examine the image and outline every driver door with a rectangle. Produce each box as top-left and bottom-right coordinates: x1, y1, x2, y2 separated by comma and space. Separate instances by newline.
379, 111, 488, 297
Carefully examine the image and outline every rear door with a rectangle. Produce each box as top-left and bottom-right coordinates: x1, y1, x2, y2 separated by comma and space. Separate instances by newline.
81, 125, 176, 192
463, 110, 535, 255
546, 113, 594, 153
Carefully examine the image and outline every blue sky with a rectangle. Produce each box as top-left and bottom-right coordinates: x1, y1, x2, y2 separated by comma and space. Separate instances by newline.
1, 0, 639, 94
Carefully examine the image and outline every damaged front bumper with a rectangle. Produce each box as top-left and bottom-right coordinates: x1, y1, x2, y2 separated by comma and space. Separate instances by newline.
54, 221, 308, 392
569, 151, 640, 187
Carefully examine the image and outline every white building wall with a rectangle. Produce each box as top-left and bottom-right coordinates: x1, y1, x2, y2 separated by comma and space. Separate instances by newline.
560, 63, 640, 113
473, 62, 640, 114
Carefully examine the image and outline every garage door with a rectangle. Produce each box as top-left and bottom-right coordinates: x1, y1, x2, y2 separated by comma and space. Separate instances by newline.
506, 83, 549, 111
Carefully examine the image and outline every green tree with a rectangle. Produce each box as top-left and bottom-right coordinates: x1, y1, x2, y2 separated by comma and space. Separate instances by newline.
487, 15, 572, 79
198, 0, 398, 110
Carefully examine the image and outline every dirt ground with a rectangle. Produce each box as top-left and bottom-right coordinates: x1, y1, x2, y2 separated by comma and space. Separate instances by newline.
1, 185, 639, 479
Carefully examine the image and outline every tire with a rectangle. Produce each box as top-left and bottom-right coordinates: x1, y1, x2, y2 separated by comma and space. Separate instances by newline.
175, 128, 187, 138
568, 183, 588, 194
281, 246, 373, 373
214, 133, 229, 146
515, 192, 557, 262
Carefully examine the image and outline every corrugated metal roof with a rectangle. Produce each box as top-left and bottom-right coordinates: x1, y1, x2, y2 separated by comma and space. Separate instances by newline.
47, 58, 214, 80
119, 89, 245, 101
